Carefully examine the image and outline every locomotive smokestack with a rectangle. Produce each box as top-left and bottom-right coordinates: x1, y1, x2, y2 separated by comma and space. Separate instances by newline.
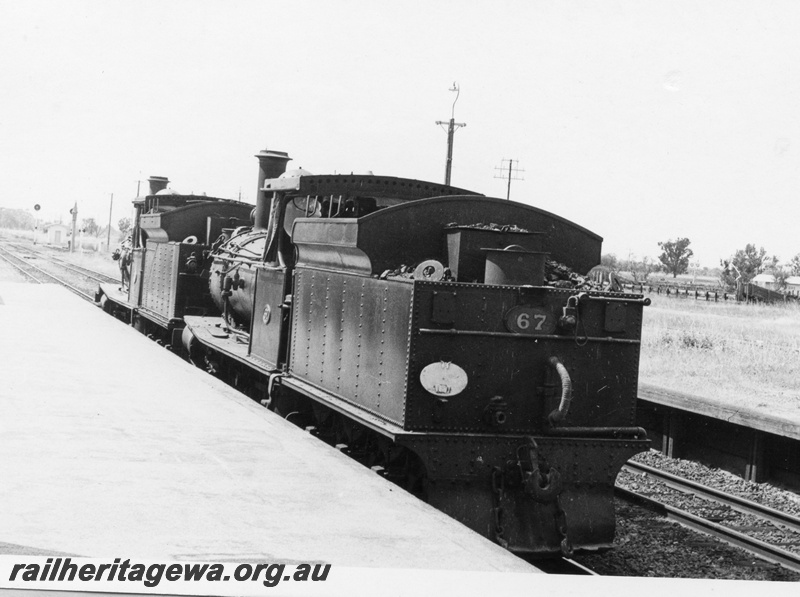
148, 176, 170, 195
253, 149, 291, 231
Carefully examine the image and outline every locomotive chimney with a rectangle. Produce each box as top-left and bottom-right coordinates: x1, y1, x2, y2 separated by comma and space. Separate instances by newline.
253, 149, 291, 231
147, 176, 170, 195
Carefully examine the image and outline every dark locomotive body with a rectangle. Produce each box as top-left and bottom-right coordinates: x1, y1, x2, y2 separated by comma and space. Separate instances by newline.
96, 177, 254, 346
101, 150, 650, 556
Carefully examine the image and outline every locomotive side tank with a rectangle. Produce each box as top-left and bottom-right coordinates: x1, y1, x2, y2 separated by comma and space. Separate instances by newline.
181, 151, 650, 556
96, 177, 258, 345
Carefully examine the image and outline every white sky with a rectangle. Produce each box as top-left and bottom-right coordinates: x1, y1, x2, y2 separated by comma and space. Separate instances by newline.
1, 0, 799, 267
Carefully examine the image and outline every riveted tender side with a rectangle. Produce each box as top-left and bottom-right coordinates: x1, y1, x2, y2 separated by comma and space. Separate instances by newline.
402, 281, 650, 553
286, 190, 650, 555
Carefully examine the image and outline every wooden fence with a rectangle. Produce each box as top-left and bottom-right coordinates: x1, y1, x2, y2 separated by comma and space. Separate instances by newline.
621, 283, 733, 302
621, 282, 798, 304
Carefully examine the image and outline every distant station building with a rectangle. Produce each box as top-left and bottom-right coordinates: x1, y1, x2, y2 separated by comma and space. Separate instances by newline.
786, 276, 800, 297
751, 273, 777, 290
44, 224, 70, 247
751, 273, 800, 297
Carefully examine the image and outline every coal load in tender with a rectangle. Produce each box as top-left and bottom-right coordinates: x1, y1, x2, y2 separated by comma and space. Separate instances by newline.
384, 221, 610, 291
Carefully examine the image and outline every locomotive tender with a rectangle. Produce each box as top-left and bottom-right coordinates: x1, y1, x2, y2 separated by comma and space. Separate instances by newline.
98, 149, 650, 556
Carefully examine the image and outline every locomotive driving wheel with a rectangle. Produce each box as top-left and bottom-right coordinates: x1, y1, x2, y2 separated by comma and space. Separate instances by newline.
379, 445, 428, 498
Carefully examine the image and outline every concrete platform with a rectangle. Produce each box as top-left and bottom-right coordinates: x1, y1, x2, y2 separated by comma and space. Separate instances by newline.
0, 283, 536, 573
639, 383, 800, 442
637, 383, 800, 488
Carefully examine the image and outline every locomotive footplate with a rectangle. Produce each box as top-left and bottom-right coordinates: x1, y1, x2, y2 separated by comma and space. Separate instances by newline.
96, 282, 131, 313
96, 282, 128, 305
397, 432, 649, 556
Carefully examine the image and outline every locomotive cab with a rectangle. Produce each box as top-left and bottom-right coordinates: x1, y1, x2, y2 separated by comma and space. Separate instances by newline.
195, 172, 482, 368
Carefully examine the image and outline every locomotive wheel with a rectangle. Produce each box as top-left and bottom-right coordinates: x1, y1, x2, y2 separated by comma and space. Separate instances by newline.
181, 327, 206, 369
285, 394, 429, 499
99, 294, 113, 314
378, 445, 428, 499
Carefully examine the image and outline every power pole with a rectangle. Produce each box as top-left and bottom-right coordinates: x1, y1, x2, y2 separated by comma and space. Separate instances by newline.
436, 82, 466, 186
106, 193, 114, 251
69, 202, 78, 253
493, 158, 525, 200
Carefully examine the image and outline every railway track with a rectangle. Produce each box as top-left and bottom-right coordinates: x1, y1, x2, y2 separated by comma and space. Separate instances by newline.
0, 243, 100, 300
616, 460, 800, 573
5, 241, 118, 284
0, 244, 44, 283
40, 253, 117, 285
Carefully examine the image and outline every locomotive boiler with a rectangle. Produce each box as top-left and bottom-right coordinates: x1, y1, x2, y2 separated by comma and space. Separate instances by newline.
177, 149, 651, 556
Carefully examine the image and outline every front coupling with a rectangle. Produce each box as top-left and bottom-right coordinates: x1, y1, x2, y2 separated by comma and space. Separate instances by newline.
523, 468, 563, 503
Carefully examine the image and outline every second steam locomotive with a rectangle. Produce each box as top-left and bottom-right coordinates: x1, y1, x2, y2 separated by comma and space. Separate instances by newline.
97, 149, 650, 556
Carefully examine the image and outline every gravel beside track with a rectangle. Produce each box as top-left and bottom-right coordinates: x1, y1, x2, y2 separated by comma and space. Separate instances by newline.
574, 498, 799, 580
571, 450, 800, 580
629, 451, 800, 522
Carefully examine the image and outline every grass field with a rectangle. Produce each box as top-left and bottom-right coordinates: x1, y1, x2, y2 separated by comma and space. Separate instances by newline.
639, 294, 800, 413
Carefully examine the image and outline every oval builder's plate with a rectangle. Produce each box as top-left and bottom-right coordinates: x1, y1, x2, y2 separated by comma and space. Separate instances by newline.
419, 361, 469, 397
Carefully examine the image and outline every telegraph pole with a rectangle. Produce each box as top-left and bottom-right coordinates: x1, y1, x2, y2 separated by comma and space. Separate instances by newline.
69, 202, 78, 253
106, 193, 113, 251
493, 158, 525, 200
436, 82, 466, 186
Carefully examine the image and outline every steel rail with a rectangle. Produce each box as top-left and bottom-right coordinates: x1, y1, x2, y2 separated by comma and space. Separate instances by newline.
562, 558, 599, 575
615, 486, 800, 573
0, 247, 47, 283
0, 244, 96, 301
44, 256, 118, 284
533, 556, 599, 575
623, 460, 800, 534
6, 242, 118, 284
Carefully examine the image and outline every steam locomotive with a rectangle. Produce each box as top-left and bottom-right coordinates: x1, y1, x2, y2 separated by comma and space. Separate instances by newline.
96, 149, 650, 556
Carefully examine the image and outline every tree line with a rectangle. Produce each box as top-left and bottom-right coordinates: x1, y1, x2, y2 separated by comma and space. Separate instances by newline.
603, 237, 800, 290
0, 208, 35, 230
0, 209, 132, 244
